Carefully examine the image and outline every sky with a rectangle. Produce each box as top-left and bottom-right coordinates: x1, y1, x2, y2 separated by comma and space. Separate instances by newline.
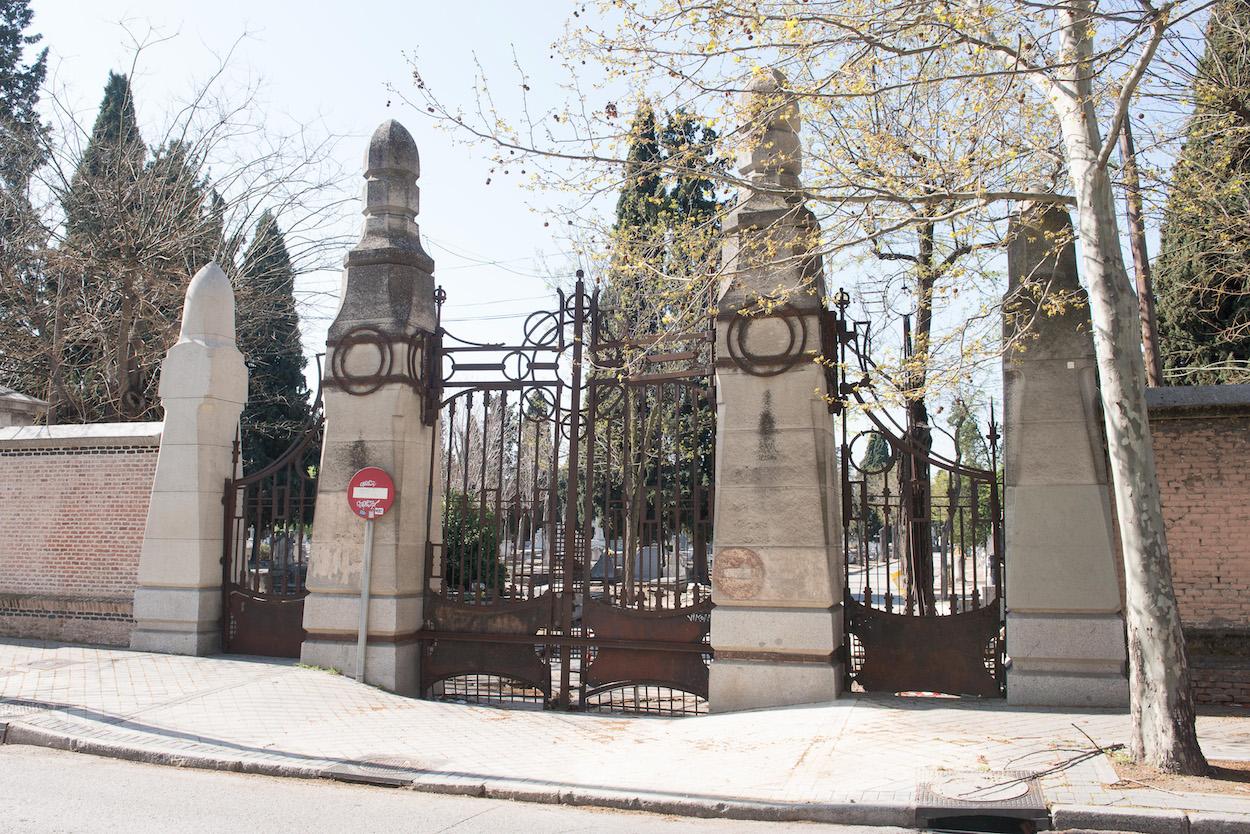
28, 0, 1182, 448
30, 0, 586, 389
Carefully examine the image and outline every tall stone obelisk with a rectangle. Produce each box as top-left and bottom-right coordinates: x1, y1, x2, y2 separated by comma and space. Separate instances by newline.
300, 120, 438, 694
131, 262, 247, 654
708, 71, 844, 711
1003, 203, 1129, 707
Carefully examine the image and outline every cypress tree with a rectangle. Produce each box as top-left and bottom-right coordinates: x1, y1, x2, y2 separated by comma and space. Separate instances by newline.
235, 212, 312, 473
0, 0, 48, 402
64, 71, 144, 242
606, 105, 721, 331
0, 0, 46, 192
1155, 0, 1250, 384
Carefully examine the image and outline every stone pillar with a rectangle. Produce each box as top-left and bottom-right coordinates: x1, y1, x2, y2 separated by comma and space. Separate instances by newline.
300, 120, 437, 694
131, 262, 247, 654
708, 70, 843, 711
1003, 203, 1129, 707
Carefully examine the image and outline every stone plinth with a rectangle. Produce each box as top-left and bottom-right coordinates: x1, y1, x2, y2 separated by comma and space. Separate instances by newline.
708, 70, 843, 711
1003, 204, 1128, 707
131, 262, 247, 655
299, 120, 437, 694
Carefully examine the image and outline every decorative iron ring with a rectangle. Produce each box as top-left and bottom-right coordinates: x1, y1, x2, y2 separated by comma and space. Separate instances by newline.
848, 429, 896, 476
329, 325, 393, 396
725, 306, 809, 377
523, 309, 562, 349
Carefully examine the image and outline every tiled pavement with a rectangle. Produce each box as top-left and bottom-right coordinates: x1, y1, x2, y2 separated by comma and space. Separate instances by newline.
2, 639, 1249, 828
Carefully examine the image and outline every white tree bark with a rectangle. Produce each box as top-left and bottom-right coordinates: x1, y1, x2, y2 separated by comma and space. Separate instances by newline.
1048, 2, 1206, 774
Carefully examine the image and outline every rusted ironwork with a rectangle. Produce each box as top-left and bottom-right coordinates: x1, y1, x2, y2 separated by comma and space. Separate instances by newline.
829, 300, 1006, 697
221, 376, 325, 657
324, 308, 440, 425
418, 272, 716, 714
718, 303, 810, 377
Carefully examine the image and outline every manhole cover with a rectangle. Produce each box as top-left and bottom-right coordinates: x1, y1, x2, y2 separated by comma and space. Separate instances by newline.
928, 772, 1033, 803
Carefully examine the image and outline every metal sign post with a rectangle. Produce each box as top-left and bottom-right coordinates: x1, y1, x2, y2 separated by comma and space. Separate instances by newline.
346, 467, 395, 683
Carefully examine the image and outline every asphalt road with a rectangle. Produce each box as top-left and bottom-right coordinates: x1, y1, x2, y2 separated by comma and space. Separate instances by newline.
0, 745, 917, 833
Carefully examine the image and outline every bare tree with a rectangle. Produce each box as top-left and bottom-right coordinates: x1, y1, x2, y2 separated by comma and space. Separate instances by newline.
0, 28, 352, 423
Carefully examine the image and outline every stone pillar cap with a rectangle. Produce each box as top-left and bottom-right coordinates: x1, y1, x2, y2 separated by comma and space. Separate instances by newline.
179, 261, 236, 345
367, 119, 420, 179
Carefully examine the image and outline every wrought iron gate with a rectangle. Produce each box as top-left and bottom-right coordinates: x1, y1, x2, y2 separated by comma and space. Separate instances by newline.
221, 389, 324, 657
828, 297, 1005, 697
418, 273, 716, 713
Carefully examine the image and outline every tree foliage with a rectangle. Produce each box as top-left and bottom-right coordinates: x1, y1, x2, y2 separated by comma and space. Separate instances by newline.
0, 0, 47, 405
604, 104, 722, 341
443, 490, 506, 593
1155, 1, 1250, 384
235, 212, 312, 473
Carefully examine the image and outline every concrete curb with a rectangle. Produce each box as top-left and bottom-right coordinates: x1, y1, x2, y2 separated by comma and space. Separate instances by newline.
1, 720, 915, 826
6, 719, 1250, 832
1051, 803, 1250, 833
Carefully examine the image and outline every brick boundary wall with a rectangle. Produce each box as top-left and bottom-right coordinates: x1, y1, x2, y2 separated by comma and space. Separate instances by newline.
0, 423, 161, 646
1148, 385, 1250, 707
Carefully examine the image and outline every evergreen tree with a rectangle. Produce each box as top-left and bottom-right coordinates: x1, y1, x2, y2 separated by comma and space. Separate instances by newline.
595, 105, 722, 590
1155, 1, 1250, 383
64, 71, 144, 243
54, 75, 226, 422
604, 105, 721, 336
0, 0, 49, 402
0, 0, 46, 191
53, 72, 147, 421
235, 212, 312, 473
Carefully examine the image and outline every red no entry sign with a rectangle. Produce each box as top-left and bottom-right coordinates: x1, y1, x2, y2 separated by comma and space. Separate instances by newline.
347, 467, 395, 520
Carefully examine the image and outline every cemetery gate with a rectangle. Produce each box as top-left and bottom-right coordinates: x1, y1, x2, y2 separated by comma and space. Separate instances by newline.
827, 295, 1006, 697
418, 272, 716, 714
221, 384, 325, 657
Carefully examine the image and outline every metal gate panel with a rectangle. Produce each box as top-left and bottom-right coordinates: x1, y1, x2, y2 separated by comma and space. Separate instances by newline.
221, 392, 324, 658
828, 295, 1006, 697
418, 273, 716, 713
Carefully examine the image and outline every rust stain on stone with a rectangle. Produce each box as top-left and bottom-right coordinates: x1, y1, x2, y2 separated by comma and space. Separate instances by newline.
713, 546, 766, 599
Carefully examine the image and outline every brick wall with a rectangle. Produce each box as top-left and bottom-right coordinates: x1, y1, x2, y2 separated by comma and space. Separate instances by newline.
1149, 385, 1250, 707
0, 423, 161, 646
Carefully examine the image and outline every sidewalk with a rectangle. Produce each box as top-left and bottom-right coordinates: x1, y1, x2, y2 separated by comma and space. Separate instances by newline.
1, 639, 1247, 832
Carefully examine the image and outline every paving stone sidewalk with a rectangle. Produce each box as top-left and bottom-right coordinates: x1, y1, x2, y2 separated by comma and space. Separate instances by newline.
1, 639, 1248, 831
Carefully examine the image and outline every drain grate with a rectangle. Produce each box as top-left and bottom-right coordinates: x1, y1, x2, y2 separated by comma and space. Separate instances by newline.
325, 754, 433, 788
915, 769, 1049, 831
0, 700, 47, 718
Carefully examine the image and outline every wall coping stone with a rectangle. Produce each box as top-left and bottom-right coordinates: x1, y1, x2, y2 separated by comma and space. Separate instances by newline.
0, 421, 163, 450
1146, 384, 1250, 417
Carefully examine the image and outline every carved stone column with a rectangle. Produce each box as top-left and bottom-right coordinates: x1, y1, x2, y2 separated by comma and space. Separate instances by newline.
708, 71, 844, 711
1003, 203, 1129, 707
300, 120, 438, 693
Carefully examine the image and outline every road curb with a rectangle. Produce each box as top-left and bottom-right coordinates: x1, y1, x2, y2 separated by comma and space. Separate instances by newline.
5, 719, 1250, 831
1050, 803, 1250, 833
0, 719, 915, 827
